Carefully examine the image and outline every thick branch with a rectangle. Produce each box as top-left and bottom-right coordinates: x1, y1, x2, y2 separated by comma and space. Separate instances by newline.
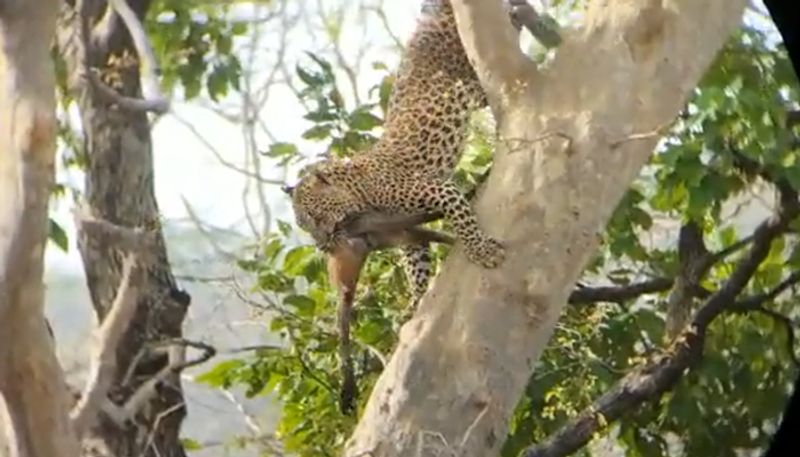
450, 0, 535, 113
568, 278, 673, 305
86, 70, 169, 113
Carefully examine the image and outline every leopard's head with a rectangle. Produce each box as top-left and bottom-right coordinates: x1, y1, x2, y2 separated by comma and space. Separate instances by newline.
283, 161, 357, 250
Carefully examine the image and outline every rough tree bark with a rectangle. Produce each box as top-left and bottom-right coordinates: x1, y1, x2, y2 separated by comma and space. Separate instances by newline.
56, 1, 189, 456
0, 1, 81, 456
344, 1, 747, 456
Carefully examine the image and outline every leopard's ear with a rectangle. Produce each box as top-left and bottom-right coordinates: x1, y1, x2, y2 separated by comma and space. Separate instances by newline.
312, 169, 331, 185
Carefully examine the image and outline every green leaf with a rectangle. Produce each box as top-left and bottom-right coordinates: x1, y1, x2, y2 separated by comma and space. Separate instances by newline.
378, 75, 394, 113
629, 207, 653, 230
266, 142, 299, 158
206, 65, 228, 101
304, 51, 334, 81
195, 359, 245, 387
301, 124, 332, 141
283, 246, 316, 276
304, 110, 338, 123
348, 110, 382, 131
48, 219, 68, 252
180, 438, 203, 451
277, 220, 293, 237
284, 294, 316, 316
296, 65, 324, 88
258, 271, 292, 293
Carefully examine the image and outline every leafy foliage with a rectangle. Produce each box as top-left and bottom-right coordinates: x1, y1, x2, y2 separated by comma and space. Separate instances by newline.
148, 0, 246, 101
195, 14, 799, 457
49, 1, 247, 252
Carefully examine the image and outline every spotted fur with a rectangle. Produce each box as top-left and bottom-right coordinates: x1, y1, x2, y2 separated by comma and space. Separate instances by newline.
288, 0, 505, 300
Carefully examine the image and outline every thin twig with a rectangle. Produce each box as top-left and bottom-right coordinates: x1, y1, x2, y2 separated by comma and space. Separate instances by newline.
137, 402, 185, 457
700, 233, 756, 271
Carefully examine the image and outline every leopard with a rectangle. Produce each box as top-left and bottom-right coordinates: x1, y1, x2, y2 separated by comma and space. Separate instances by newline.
284, 0, 511, 304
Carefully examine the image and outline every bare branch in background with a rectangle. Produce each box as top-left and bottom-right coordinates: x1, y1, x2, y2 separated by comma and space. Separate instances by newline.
316, 0, 370, 106
180, 196, 238, 261
362, 0, 405, 51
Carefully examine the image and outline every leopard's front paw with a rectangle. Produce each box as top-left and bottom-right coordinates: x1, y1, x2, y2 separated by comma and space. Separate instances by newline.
467, 236, 506, 269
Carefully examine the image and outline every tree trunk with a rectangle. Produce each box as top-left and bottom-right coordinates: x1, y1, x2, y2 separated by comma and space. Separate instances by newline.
344, 1, 747, 456
56, 2, 189, 456
0, 1, 80, 456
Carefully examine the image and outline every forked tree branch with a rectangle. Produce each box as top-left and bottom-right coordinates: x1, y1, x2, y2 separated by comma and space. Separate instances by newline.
72, 0, 169, 113
102, 339, 215, 426
450, 0, 537, 113
70, 254, 140, 437
523, 189, 800, 457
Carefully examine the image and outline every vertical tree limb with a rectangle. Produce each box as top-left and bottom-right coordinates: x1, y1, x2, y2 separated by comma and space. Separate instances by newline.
0, 1, 80, 456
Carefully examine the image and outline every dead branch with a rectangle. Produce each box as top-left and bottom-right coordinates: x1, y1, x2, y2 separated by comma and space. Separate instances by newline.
103, 339, 215, 427
137, 402, 185, 457
70, 254, 140, 437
